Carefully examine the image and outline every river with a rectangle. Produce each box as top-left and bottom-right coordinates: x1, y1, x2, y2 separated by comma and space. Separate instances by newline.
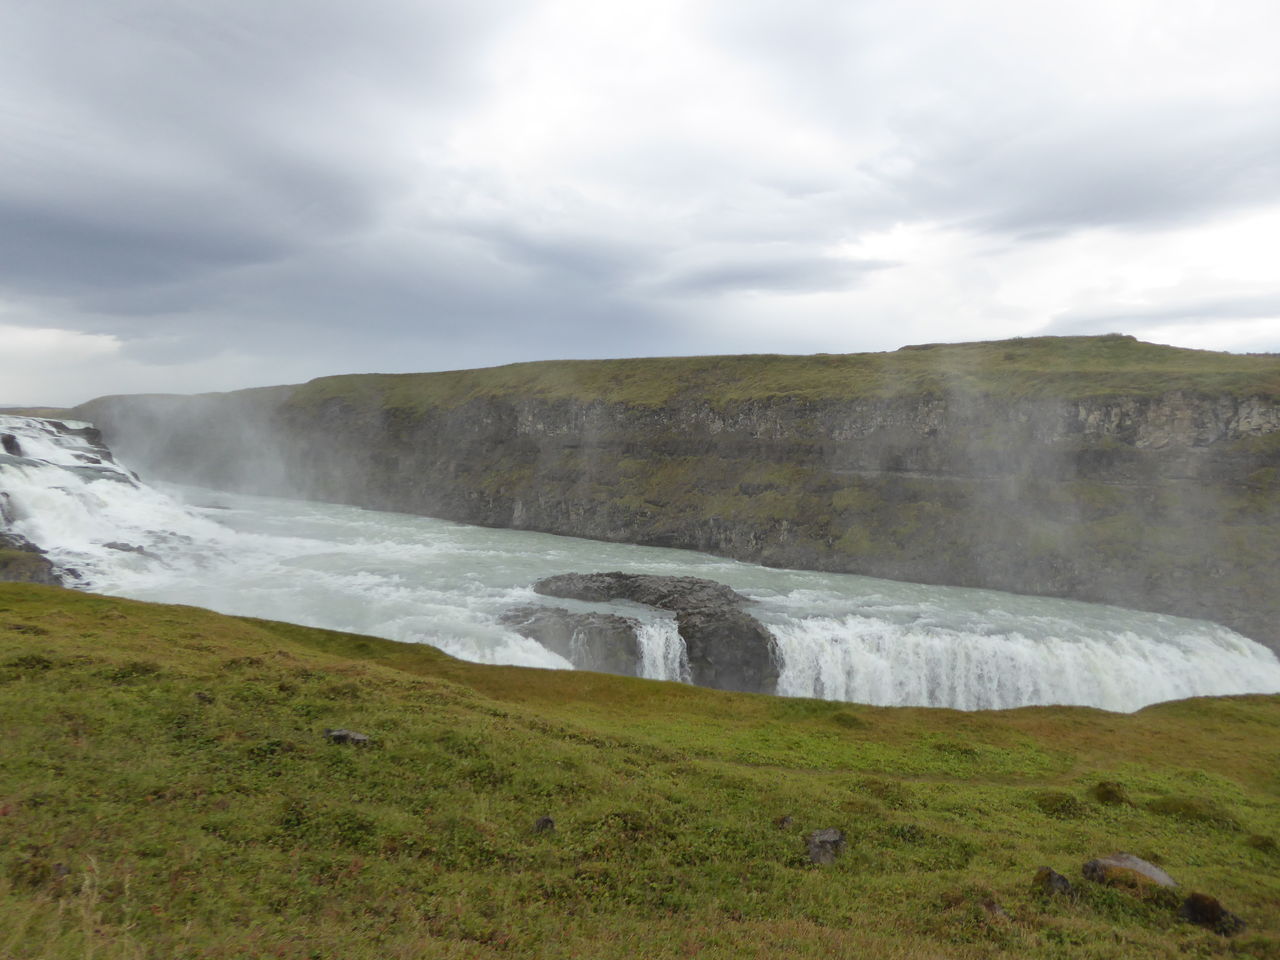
4, 413, 1279, 711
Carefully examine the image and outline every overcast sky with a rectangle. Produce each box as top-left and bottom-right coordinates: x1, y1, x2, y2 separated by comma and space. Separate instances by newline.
2, 0, 1278, 404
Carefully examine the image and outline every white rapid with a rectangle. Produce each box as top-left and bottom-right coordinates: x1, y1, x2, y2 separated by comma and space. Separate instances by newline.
4, 414, 1280, 712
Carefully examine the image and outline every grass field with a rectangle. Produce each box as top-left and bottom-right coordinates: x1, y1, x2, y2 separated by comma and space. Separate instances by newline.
278, 335, 1280, 413
2, 583, 1278, 959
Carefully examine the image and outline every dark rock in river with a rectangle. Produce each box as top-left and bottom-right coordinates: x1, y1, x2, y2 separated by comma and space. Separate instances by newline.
1, 433, 22, 456
532, 572, 780, 694
500, 604, 641, 676
676, 605, 779, 694
534, 572, 748, 611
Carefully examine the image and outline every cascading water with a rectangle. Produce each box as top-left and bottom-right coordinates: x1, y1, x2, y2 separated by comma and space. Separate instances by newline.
635, 618, 690, 683
4, 414, 1280, 712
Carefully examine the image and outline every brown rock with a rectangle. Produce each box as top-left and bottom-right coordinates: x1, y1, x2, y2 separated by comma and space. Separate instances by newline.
1179, 893, 1245, 936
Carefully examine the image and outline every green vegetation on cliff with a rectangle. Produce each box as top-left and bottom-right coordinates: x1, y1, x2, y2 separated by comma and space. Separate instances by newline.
3, 584, 1278, 959
283, 335, 1280, 412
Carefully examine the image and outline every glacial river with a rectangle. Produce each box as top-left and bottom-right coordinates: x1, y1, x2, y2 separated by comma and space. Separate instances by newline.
4, 413, 1280, 712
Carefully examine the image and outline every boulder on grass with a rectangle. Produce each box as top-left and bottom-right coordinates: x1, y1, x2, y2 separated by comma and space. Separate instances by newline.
1179, 893, 1245, 936
1032, 866, 1073, 897
1082, 853, 1176, 889
806, 828, 845, 865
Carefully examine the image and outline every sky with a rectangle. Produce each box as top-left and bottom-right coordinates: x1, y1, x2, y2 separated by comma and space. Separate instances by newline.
2, 0, 1278, 405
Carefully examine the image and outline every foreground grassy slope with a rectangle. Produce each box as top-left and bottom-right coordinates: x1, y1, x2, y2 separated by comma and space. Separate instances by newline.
2, 585, 1278, 959
282, 334, 1280, 411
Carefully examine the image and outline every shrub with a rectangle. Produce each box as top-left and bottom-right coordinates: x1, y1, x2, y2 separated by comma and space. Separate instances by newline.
1089, 780, 1133, 805
1245, 833, 1277, 855
1034, 791, 1087, 819
1146, 795, 1239, 830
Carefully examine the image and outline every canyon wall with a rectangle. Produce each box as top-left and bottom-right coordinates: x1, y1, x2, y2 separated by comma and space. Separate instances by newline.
76, 336, 1280, 651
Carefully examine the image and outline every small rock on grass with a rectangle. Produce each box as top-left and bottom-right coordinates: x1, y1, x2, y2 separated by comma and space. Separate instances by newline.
1179, 893, 1246, 936
1032, 866, 1073, 897
323, 728, 371, 746
534, 816, 555, 834
806, 828, 845, 865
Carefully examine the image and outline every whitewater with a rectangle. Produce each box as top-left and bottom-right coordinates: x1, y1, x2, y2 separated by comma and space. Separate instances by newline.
4, 413, 1280, 712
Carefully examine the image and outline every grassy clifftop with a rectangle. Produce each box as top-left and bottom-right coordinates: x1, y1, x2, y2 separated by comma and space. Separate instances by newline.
3, 584, 1278, 958
281, 335, 1280, 412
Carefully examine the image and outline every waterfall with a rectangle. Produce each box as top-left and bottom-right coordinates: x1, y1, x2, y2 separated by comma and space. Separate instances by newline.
635, 617, 689, 682
767, 613, 1280, 712
4, 414, 1280, 712
1, 416, 231, 585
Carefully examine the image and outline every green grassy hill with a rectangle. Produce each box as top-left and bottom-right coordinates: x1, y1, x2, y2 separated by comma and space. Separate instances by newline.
2, 584, 1277, 958
280, 334, 1280, 412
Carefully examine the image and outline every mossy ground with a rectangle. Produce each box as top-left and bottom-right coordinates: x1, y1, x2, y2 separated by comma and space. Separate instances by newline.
2, 584, 1278, 959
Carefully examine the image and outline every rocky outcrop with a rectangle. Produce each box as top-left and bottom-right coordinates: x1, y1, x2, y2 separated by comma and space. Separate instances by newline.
676, 606, 779, 695
500, 604, 641, 676
532, 573, 780, 694
73, 337, 1280, 652
0, 533, 61, 586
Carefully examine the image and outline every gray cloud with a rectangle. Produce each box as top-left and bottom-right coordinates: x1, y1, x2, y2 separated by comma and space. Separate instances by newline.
1, 0, 1278, 403
1046, 294, 1280, 334
654, 253, 892, 296
701, 2, 1280, 237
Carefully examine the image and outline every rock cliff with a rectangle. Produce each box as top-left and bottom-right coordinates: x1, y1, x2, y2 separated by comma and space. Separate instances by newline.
75, 336, 1280, 651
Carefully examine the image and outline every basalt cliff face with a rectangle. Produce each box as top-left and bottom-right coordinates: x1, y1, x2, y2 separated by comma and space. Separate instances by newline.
75, 336, 1280, 651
